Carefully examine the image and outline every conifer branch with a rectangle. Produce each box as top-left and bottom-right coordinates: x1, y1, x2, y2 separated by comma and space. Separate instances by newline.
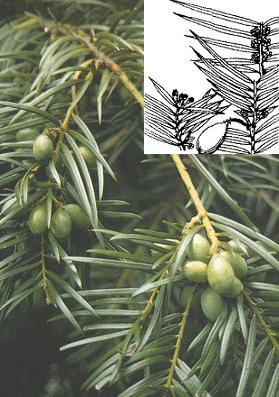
164, 284, 196, 391
53, 61, 93, 164
243, 289, 279, 354
23, 15, 144, 110
1, 3, 278, 395
171, 154, 220, 254
41, 237, 51, 305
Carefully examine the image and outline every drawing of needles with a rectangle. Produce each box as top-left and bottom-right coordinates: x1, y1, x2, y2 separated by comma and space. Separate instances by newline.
171, 0, 279, 154
145, 78, 226, 151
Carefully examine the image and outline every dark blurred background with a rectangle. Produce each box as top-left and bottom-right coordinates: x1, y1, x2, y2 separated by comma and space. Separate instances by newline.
0, 304, 118, 397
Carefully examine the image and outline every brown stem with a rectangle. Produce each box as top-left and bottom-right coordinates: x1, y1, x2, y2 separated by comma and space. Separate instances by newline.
26, 16, 143, 110
171, 154, 220, 254
164, 285, 197, 390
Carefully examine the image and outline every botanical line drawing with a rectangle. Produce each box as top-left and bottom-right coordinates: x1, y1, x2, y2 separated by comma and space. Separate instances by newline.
145, 1, 279, 154
145, 78, 227, 151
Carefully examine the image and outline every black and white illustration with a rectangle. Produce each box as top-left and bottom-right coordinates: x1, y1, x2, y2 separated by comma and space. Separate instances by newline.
144, 1, 279, 154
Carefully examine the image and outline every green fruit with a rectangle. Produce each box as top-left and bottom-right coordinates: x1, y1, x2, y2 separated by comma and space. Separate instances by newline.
180, 286, 200, 308
51, 209, 72, 239
33, 135, 53, 161
219, 251, 248, 279
183, 261, 207, 283
188, 233, 210, 262
29, 205, 48, 235
64, 204, 90, 230
222, 277, 244, 298
79, 145, 95, 167
230, 253, 248, 279
228, 239, 248, 256
208, 254, 235, 295
201, 288, 223, 321
16, 128, 39, 142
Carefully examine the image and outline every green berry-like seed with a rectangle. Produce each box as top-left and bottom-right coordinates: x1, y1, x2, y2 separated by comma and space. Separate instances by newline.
79, 145, 95, 167
222, 277, 244, 298
51, 209, 72, 239
201, 288, 223, 321
219, 250, 248, 279
207, 254, 235, 295
188, 233, 210, 262
228, 239, 248, 256
16, 128, 39, 142
183, 261, 207, 283
33, 135, 53, 161
64, 204, 90, 230
29, 205, 48, 235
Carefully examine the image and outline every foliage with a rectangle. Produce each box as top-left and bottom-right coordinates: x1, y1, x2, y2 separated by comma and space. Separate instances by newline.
145, 79, 226, 150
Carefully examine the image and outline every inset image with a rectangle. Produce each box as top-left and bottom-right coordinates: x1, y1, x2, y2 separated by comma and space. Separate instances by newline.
144, 0, 279, 154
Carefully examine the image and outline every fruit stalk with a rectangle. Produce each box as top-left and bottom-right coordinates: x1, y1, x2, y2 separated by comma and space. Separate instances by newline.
53, 62, 93, 165
164, 284, 197, 390
171, 154, 220, 254
41, 237, 51, 305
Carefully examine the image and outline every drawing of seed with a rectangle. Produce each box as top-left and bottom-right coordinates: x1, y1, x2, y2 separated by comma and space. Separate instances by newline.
196, 122, 228, 154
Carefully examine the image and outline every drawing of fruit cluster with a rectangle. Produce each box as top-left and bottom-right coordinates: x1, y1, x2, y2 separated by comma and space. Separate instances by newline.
145, 1, 279, 154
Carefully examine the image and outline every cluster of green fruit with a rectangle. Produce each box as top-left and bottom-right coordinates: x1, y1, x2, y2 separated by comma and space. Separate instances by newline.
29, 203, 90, 239
16, 128, 96, 239
16, 128, 95, 167
182, 233, 248, 321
